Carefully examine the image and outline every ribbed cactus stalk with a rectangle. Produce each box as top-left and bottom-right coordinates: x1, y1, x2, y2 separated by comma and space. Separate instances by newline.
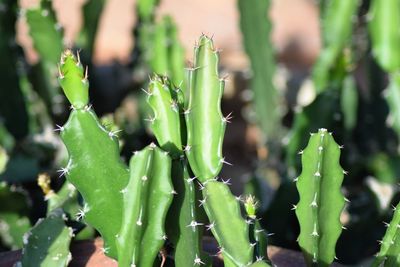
238, 0, 280, 141
20, 209, 73, 267
312, 0, 359, 93
167, 159, 206, 267
185, 35, 225, 182
202, 181, 254, 266
294, 128, 345, 266
57, 50, 129, 258
146, 75, 183, 159
244, 195, 270, 264
116, 144, 173, 267
372, 203, 400, 267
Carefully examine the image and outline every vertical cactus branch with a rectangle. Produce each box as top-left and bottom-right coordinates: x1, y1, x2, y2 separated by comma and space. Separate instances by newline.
238, 0, 280, 141
146, 75, 183, 158
185, 35, 225, 182
20, 209, 73, 267
80, 0, 106, 56
202, 181, 253, 266
166, 160, 205, 267
295, 129, 345, 266
312, 0, 359, 93
116, 144, 173, 267
58, 50, 129, 258
372, 203, 400, 267
244, 195, 271, 264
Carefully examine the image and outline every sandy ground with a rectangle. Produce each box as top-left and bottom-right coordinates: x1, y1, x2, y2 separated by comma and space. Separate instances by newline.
18, 0, 320, 69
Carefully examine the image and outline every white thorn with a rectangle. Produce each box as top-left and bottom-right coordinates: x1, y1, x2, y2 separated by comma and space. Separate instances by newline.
220, 158, 233, 166
53, 124, 64, 132
57, 167, 70, 178
183, 145, 191, 152
298, 150, 304, 155
199, 198, 206, 207
206, 222, 215, 231
222, 178, 231, 185
187, 220, 203, 230
136, 220, 142, 226
108, 129, 122, 138
171, 189, 177, 195
291, 204, 297, 210
194, 254, 204, 265
141, 88, 152, 96
310, 193, 318, 208
314, 171, 321, 177
222, 112, 233, 123
141, 175, 148, 181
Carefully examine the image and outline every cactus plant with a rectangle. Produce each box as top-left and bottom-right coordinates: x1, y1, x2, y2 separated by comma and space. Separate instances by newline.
372, 203, 400, 267
294, 128, 345, 266
57, 50, 129, 258
19, 209, 73, 267
116, 144, 173, 267
238, 0, 281, 142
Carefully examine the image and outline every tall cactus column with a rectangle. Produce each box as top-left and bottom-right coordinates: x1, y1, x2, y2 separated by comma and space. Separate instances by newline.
185, 35, 260, 267
57, 50, 129, 259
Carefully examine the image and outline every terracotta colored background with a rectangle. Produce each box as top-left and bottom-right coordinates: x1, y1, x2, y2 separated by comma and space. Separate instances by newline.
18, 0, 320, 68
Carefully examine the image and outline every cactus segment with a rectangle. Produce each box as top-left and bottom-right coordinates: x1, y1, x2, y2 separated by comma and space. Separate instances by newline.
312, 0, 359, 92
20, 209, 73, 267
59, 53, 129, 258
202, 181, 253, 266
245, 196, 270, 264
58, 50, 89, 109
295, 129, 345, 266
116, 144, 173, 267
185, 35, 225, 182
26, 0, 63, 65
146, 76, 183, 158
249, 262, 272, 267
369, 0, 400, 72
238, 0, 280, 141
372, 203, 400, 267
166, 160, 205, 267
385, 74, 400, 137
137, 0, 159, 22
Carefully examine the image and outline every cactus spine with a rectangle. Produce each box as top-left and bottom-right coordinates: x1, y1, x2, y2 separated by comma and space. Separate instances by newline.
116, 144, 173, 267
372, 203, 400, 267
185, 35, 225, 182
295, 129, 345, 266
58, 50, 129, 258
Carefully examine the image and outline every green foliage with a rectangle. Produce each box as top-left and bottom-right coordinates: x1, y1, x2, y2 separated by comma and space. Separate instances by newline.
295, 129, 345, 266
238, 0, 280, 141
58, 50, 129, 258
116, 144, 173, 267
137, 0, 159, 22
185, 35, 226, 182
372, 203, 400, 267
19, 209, 73, 267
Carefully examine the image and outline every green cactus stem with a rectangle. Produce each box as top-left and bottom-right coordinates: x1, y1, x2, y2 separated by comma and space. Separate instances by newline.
58, 49, 129, 258
116, 144, 173, 267
312, 0, 359, 93
238, 0, 281, 141
372, 203, 400, 267
19, 209, 73, 267
166, 159, 206, 267
202, 181, 253, 267
244, 195, 271, 264
294, 128, 345, 266
185, 35, 226, 182
146, 75, 183, 159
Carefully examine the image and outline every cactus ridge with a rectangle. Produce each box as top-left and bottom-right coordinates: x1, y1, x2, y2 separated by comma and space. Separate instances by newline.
295, 129, 345, 266
185, 35, 226, 182
372, 203, 400, 267
116, 144, 173, 267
